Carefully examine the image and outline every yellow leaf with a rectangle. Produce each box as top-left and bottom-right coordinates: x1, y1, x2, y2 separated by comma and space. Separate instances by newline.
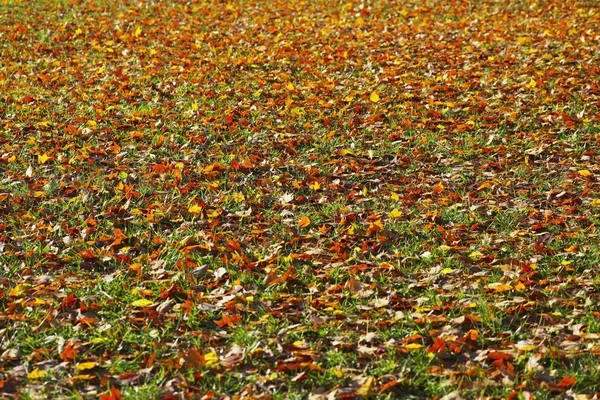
33, 298, 46, 305
517, 344, 537, 352
591, 199, 600, 207
405, 343, 424, 350
231, 192, 245, 202
188, 204, 203, 214
286, 82, 295, 91
204, 351, 219, 368
285, 96, 293, 107
72, 374, 95, 381
309, 181, 320, 191
131, 298, 154, 307
355, 376, 376, 398
390, 192, 399, 201
86, 120, 97, 128
440, 268, 454, 275
389, 208, 402, 219
331, 368, 344, 378
514, 281, 526, 292
298, 216, 311, 228
469, 251, 483, 260
75, 362, 97, 371
7, 154, 16, 163
565, 245, 578, 253
38, 153, 50, 164
369, 91, 380, 103
486, 282, 512, 293
578, 169, 592, 177
206, 209, 220, 218
134, 26, 142, 37
527, 78, 537, 89
28, 368, 48, 379
191, 101, 198, 111
9, 285, 24, 297
74, 28, 82, 36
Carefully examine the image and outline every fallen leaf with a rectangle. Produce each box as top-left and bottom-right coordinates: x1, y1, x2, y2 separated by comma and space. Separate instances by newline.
355, 376, 376, 398
298, 216, 311, 228
27, 368, 48, 379
75, 362, 97, 371
131, 299, 154, 307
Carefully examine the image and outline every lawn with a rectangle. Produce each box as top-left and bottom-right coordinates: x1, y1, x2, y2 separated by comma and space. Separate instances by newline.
1, 0, 599, 398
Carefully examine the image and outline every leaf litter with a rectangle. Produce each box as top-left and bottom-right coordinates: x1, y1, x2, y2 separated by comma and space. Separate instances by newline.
0, 0, 599, 398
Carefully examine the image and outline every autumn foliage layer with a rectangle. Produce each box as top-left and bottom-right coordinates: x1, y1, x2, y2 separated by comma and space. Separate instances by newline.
1, 0, 600, 398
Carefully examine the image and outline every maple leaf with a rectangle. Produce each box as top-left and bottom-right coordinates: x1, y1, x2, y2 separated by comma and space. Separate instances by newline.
298, 216, 311, 228
37, 153, 50, 164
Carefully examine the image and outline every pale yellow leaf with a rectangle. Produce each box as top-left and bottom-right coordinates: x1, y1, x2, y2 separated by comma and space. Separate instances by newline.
355, 376, 376, 398
131, 298, 154, 307
486, 282, 512, 293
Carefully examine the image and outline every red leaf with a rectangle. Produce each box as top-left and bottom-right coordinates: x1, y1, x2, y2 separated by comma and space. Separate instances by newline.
557, 375, 576, 388
428, 337, 446, 353
60, 293, 78, 310
99, 388, 123, 400
488, 351, 512, 361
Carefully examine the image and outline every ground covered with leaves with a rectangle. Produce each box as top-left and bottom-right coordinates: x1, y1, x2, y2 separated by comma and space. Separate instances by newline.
1, 0, 599, 398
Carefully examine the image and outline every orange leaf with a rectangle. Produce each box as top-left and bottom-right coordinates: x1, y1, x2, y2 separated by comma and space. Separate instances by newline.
60, 343, 78, 362
298, 216, 311, 228
215, 313, 242, 328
